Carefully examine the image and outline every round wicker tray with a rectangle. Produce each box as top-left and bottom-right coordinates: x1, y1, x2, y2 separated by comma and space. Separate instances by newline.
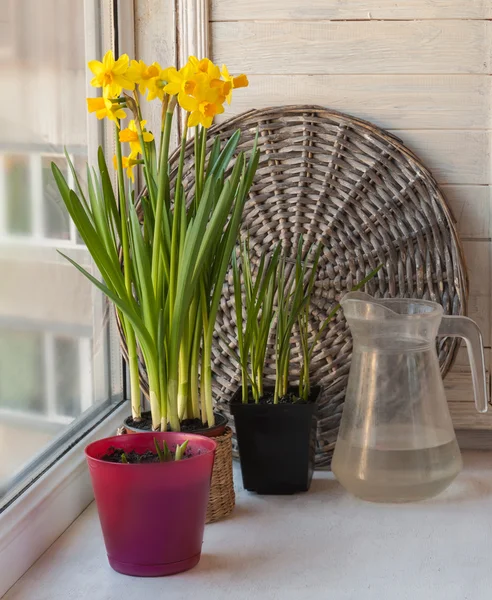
120, 105, 468, 468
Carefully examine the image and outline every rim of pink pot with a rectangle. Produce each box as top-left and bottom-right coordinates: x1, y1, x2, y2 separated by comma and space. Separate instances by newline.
85, 431, 217, 466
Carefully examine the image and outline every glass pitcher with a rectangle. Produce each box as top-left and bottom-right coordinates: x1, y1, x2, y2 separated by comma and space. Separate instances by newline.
331, 292, 487, 503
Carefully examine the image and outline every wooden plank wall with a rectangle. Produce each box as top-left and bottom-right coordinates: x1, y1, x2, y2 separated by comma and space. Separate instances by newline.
210, 0, 492, 427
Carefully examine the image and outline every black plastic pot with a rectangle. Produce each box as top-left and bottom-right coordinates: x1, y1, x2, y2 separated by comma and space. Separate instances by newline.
230, 386, 320, 494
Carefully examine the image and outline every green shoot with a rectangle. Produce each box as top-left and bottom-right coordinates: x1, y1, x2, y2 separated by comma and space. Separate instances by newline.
174, 440, 189, 461
121, 452, 128, 464
274, 238, 320, 403
154, 438, 171, 462
232, 239, 281, 403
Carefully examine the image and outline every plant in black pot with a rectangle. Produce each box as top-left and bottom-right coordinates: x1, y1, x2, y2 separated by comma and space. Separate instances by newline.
230, 239, 381, 494
230, 239, 322, 494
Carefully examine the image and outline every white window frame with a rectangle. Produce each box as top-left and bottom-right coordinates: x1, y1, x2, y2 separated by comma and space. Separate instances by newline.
0, 0, 133, 594
0, 150, 84, 247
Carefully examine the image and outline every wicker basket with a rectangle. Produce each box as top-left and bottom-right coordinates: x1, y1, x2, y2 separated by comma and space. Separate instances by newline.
206, 427, 235, 524
119, 105, 468, 469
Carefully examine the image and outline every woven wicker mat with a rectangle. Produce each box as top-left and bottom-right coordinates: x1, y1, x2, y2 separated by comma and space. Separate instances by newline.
127, 106, 468, 469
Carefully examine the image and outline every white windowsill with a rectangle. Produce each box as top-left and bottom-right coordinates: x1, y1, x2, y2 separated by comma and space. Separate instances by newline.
0, 402, 129, 597
3, 450, 492, 600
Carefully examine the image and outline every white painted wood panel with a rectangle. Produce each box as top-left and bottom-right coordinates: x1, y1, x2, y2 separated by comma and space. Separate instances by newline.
447, 372, 492, 429
395, 131, 491, 186
212, 0, 492, 21
442, 186, 491, 241
212, 21, 492, 75
462, 241, 491, 347
216, 75, 491, 130
134, 0, 178, 143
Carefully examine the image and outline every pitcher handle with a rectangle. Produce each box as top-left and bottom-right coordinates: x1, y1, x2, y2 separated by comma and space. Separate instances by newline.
438, 316, 488, 414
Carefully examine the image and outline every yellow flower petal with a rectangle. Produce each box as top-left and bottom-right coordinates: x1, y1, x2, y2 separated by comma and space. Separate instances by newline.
88, 60, 104, 77
188, 111, 201, 127
102, 50, 115, 70
112, 53, 130, 74
178, 93, 197, 112
87, 97, 105, 112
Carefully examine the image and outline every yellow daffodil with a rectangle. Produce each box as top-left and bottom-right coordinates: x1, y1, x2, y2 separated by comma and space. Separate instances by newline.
179, 91, 224, 128
221, 65, 249, 104
119, 120, 154, 154
127, 60, 162, 95
188, 56, 221, 80
163, 62, 200, 102
88, 50, 135, 97
146, 66, 173, 101
112, 151, 140, 182
86, 97, 127, 125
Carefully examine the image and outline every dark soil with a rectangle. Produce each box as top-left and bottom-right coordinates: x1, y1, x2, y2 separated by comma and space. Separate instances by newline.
180, 418, 208, 432
126, 414, 210, 432
101, 446, 193, 464
101, 448, 161, 463
250, 390, 309, 405
125, 413, 154, 431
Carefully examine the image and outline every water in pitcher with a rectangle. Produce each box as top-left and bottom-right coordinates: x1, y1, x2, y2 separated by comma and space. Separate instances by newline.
333, 425, 463, 503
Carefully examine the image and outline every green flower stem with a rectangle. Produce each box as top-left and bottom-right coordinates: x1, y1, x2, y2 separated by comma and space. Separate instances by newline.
134, 121, 157, 210
169, 119, 188, 323
177, 328, 190, 420
201, 336, 215, 427
167, 378, 180, 431
115, 125, 142, 421
151, 105, 175, 294
189, 301, 202, 420
133, 90, 144, 124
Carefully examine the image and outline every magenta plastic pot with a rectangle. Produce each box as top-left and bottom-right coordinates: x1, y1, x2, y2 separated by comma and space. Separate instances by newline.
85, 432, 216, 577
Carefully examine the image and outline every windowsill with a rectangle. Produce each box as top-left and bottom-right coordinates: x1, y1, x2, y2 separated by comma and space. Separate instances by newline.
4, 450, 492, 599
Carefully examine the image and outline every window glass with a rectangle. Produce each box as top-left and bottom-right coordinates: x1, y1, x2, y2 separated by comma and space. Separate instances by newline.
6, 155, 31, 235
0, 0, 117, 502
42, 155, 72, 240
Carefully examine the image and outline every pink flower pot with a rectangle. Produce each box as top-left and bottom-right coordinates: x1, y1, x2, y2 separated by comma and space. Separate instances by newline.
85, 432, 216, 576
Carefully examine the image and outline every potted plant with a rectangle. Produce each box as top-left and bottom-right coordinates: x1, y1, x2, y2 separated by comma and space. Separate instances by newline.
229, 239, 380, 494
85, 432, 216, 576
52, 51, 255, 570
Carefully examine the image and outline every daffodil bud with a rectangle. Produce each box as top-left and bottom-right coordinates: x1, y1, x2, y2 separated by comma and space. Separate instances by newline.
123, 93, 139, 118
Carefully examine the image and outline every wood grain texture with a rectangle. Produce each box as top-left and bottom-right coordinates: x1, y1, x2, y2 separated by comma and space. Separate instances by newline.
462, 241, 491, 346
211, 0, 492, 21
212, 21, 492, 75
395, 131, 491, 185
134, 0, 177, 143
442, 186, 491, 241
217, 75, 491, 130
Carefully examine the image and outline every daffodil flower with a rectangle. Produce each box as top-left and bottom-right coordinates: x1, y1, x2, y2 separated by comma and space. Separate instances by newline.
127, 59, 162, 95
163, 63, 200, 104
88, 50, 135, 97
86, 97, 127, 125
119, 120, 154, 154
221, 65, 249, 104
112, 151, 140, 182
179, 93, 224, 128
189, 56, 221, 80
145, 66, 173, 101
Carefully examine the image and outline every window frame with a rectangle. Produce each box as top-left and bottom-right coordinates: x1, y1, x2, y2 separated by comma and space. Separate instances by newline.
0, 0, 134, 594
